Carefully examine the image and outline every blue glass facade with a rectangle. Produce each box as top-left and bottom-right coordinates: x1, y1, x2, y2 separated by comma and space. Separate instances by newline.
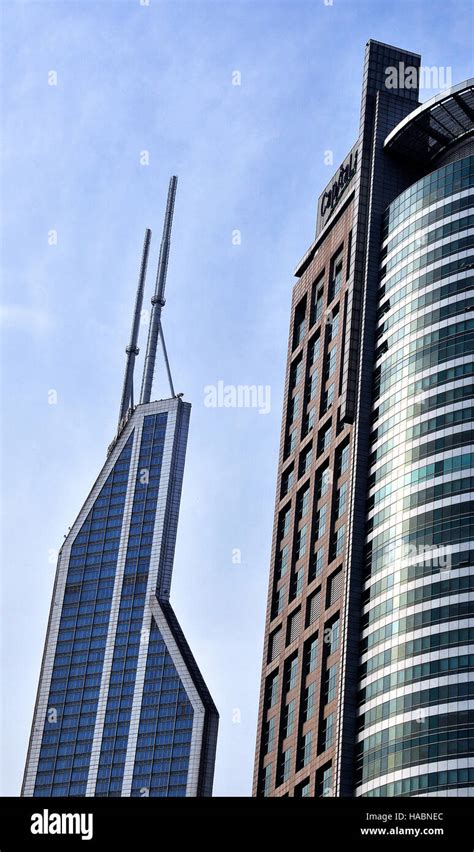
24, 399, 218, 797
95, 413, 167, 796
131, 621, 193, 797
34, 435, 135, 796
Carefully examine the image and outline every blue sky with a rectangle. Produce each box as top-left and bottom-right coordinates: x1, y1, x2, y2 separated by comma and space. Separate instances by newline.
1, 0, 472, 797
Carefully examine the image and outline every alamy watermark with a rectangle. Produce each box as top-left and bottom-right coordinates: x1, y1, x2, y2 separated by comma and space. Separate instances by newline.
204, 380, 271, 415
385, 62, 452, 92
383, 541, 452, 573
31, 810, 93, 841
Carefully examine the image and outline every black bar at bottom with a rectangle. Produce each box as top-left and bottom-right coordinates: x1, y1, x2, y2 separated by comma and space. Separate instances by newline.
1, 796, 473, 849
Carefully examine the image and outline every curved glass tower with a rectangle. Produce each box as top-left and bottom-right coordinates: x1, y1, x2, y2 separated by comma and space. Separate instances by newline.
357, 156, 474, 796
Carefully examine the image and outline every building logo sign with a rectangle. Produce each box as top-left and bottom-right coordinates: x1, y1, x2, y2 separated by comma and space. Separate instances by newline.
320, 149, 358, 222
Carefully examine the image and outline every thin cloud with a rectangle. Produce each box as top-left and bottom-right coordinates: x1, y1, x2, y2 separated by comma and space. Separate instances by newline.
0, 304, 53, 332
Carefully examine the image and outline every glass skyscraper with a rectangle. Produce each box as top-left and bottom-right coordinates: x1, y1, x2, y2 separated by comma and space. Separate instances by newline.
22, 187, 218, 798
254, 42, 473, 797
357, 154, 474, 797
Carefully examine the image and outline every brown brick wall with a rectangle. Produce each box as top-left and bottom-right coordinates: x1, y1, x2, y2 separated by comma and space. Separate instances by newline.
253, 197, 355, 797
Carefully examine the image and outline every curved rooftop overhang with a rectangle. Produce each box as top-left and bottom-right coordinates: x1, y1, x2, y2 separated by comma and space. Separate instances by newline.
384, 79, 474, 163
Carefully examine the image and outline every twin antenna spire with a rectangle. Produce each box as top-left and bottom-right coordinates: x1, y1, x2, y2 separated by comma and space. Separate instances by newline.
118, 175, 178, 429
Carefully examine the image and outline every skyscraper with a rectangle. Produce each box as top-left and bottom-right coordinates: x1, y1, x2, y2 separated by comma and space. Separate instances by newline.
254, 41, 474, 798
22, 178, 218, 798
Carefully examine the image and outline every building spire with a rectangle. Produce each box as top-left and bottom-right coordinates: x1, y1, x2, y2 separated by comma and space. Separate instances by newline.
140, 176, 178, 404
118, 228, 152, 427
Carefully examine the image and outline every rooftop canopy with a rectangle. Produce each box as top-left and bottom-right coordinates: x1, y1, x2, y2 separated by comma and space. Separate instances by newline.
384, 79, 474, 163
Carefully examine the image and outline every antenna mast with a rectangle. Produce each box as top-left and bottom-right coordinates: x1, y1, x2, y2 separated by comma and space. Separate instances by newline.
118, 228, 152, 427
140, 176, 178, 404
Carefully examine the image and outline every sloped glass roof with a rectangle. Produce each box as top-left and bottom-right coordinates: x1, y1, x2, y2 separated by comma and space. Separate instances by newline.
384, 79, 474, 162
